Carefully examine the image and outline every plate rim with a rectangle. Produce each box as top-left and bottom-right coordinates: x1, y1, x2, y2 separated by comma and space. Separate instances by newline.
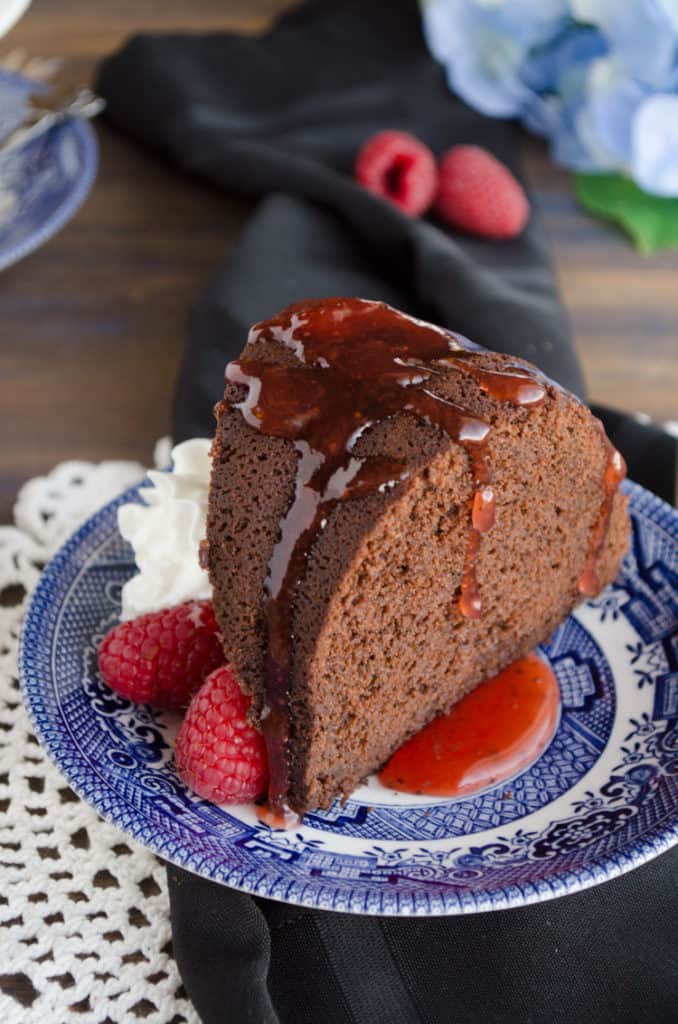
18, 478, 678, 916
0, 115, 98, 272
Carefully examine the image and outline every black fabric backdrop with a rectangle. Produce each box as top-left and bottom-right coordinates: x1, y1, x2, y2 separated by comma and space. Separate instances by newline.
97, 2, 678, 1021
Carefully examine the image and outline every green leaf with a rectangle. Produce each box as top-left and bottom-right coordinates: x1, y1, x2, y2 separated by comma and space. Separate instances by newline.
575, 172, 678, 253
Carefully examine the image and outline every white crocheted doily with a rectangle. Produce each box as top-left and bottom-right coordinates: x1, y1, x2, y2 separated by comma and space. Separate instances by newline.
1, 441, 200, 1024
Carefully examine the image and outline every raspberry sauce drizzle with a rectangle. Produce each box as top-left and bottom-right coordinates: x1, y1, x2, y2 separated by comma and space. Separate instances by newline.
578, 432, 627, 596
224, 298, 549, 810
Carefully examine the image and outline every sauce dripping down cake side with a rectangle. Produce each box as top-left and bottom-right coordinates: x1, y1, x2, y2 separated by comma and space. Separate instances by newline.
205, 298, 630, 814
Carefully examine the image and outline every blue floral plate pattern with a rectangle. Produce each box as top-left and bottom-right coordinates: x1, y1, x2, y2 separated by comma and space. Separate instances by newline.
19, 480, 678, 915
0, 69, 98, 271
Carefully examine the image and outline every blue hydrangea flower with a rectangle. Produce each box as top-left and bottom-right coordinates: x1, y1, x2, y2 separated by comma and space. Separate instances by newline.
633, 93, 678, 194
421, 0, 678, 196
422, 0, 570, 118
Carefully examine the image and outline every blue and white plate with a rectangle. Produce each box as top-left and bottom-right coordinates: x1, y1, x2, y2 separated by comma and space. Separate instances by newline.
0, 69, 98, 271
19, 480, 678, 915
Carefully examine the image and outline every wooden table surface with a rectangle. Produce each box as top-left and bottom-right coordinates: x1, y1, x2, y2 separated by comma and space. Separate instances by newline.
1, 0, 677, 524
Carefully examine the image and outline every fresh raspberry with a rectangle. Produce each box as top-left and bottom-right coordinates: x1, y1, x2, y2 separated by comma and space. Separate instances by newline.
434, 145, 529, 239
175, 666, 268, 804
355, 130, 438, 215
98, 601, 224, 711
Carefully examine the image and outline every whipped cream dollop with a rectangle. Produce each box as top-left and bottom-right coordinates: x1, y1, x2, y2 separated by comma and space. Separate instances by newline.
118, 439, 212, 620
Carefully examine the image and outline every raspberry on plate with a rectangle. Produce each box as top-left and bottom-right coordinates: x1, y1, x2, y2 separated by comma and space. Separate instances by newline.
98, 600, 224, 711
355, 130, 438, 215
435, 145, 529, 239
175, 666, 268, 804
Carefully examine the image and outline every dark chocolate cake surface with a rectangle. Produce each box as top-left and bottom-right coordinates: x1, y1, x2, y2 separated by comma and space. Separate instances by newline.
205, 298, 629, 813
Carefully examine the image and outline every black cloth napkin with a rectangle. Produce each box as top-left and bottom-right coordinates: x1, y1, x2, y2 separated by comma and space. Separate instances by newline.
97, 3, 678, 1022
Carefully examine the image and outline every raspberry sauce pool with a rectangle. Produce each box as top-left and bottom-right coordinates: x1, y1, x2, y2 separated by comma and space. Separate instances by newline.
378, 653, 560, 798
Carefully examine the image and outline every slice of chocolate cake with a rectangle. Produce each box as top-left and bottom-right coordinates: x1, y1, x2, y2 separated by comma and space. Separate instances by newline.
205, 298, 629, 814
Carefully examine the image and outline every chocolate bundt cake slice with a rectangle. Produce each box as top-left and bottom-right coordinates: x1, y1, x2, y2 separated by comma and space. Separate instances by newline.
205, 298, 629, 814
